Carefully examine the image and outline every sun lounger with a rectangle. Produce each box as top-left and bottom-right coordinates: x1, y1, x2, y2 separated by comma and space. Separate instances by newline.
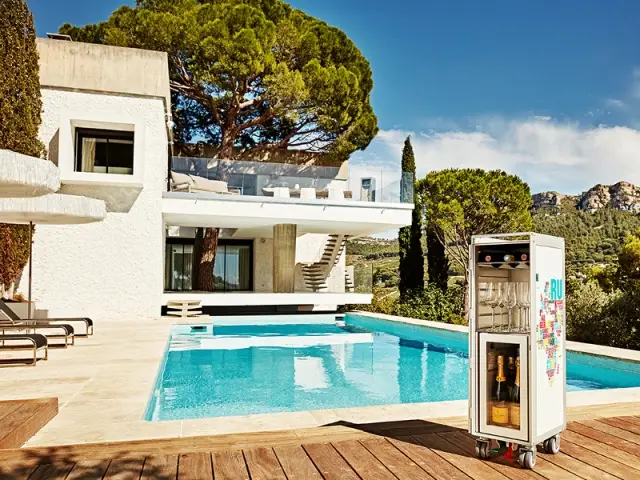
0, 333, 48, 366
0, 299, 93, 336
0, 322, 74, 347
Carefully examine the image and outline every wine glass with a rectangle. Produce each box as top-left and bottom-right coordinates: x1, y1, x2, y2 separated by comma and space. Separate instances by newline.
505, 282, 517, 332
517, 282, 531, 332
479, 282, 497, 330
496, 282, 507, 331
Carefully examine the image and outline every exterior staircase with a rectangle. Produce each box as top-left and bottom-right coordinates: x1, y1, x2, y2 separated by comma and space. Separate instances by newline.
345, 267, 355, 292
301, 234, 348, 292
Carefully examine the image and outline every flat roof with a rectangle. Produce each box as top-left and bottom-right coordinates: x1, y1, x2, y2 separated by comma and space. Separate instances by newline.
37, 38, 170, 106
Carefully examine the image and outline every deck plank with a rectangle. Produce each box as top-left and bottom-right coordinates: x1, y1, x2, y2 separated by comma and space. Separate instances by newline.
562, 429, 640, 472
579, 418, 640, 445
599, 416, 640, 435
140, 455, 178, 480
414, 433, 511, 480
177, 452, 213, 480
243, 447, 286, 480
273, 445, 323, 480
0, 398, 58, 449
389, 436, 471, 480
103, 457, 146, 480
0, 401, 23, 423
66, 460, 112, 480
332, 439, 397, 480
303, 442, 361, 480
26, 463, 75, 480
559, 439, 640, 480
569, 422, 640, 457
212, 450, 249, 480
0, 458, 40, 480
360, 437, 436, 480
531, 458, 583, 480
537, 450, 618, 480
446, 432, 543, 480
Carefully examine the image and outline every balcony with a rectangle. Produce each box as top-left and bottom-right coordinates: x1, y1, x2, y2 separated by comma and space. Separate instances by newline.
169, 157, 414, 204
163, 157, 414, 237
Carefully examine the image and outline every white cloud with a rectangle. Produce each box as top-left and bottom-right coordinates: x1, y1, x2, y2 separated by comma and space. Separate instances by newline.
351, 120, 640, 195
605, 98, 625, 109
632, 67, 640, 99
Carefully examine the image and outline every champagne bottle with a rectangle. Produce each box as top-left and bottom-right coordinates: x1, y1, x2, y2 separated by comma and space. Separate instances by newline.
510, 357, 521, 428
491, 355, 509, 424
507, 356, 516, 398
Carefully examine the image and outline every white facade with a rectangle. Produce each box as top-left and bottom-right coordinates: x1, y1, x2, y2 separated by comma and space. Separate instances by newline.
22, 89, 168, 320
21, 39, 413, 320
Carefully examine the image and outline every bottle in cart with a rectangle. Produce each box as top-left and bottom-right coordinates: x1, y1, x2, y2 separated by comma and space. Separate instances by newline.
507, 356, 516, 398
491, 355, 509, 425
510, 357, 521, 428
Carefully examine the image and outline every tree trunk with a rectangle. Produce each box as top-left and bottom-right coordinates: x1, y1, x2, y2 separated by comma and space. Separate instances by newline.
218, 129, 235, 160
194, 227, 219, 291
192, 228, 204, 290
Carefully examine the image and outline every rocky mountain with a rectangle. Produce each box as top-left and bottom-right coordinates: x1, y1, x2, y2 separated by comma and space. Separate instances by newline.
532, 181, 640, 213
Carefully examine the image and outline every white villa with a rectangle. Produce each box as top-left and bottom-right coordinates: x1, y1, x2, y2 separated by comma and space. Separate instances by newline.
20, 38, 413, 320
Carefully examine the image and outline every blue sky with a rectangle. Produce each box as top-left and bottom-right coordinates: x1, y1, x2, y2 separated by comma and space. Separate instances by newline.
27, 0, 640, 195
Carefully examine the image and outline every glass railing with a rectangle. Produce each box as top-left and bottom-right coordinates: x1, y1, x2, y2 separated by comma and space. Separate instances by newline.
347, 262, 374, 294
170, 157, 414, 204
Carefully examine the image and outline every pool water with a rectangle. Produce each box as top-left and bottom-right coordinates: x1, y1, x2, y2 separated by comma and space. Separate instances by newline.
145, 313, 640, 421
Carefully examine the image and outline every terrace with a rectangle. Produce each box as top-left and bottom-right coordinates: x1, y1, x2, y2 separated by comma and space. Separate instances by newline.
1, 316, 640, 479
164, 157, 415, 238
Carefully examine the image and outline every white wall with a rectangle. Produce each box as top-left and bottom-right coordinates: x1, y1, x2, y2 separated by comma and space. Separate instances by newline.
19, 89, 168, 320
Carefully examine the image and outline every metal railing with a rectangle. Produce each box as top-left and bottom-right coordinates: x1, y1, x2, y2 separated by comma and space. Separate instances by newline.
170, 157, 414, 204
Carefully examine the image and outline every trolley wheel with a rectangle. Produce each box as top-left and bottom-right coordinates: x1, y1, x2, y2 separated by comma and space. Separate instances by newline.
518, 449, 536, 469
475, 440, 491, 460
543, 434, 561, 454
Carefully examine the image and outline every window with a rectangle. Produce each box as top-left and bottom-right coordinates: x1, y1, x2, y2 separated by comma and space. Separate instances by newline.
164, 240, 194, 291
164, 238, 253, 292
213, 242, 253, 292
75, 128, 134, 174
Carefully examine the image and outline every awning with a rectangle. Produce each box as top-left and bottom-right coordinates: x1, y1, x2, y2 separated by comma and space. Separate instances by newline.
0, 193, 106, 224
0, 149, 60, 198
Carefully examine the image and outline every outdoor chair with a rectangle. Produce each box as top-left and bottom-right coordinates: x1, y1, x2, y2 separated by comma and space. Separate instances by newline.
0, 298, 92, 335
0, 299, 81, 342
300, 187, 317, 200
328, 188, 345, 200
0, 332, 48, 367
170, 171, 240, 194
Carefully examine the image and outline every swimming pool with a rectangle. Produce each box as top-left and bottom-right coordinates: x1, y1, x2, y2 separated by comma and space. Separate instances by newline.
145, 313, 640, 421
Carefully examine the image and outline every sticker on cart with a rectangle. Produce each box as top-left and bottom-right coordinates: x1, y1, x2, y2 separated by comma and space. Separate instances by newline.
537, 279, 564, 385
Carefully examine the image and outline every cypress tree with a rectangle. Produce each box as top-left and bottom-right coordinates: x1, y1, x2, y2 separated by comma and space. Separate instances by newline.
0, 0, 44, 295
398, 136, 424, 297
426, 224, 449, 291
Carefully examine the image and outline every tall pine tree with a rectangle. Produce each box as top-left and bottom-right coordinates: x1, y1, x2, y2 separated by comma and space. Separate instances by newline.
0, 0, 44, 297
398, 136, 424, 297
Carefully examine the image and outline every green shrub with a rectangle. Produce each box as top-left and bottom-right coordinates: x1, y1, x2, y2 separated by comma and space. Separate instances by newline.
392, 284, 464, 323
566, 281, 616, 344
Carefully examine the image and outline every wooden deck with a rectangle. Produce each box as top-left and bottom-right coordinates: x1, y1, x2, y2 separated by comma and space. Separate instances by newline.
2, 409, 640, 479
0, 399, 58, 449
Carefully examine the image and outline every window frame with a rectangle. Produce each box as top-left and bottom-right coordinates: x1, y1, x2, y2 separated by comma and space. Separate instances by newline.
74, 127, 135, 175
164, 238, 254, 292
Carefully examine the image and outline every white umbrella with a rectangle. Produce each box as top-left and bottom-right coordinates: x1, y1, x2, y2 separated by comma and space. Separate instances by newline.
0, 194, 106, 317
0, 149, 60, 198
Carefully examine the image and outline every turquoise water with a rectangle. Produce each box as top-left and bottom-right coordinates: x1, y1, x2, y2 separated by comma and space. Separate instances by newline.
145, 313, 640, 421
